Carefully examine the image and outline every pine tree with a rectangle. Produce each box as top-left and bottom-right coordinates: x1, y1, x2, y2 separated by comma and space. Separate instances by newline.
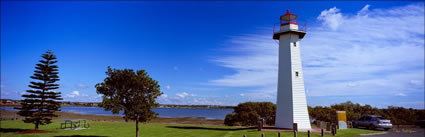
15, 50, 62, 130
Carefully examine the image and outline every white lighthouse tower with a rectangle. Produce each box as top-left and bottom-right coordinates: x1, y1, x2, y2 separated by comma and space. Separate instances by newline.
273, 10, 311, 130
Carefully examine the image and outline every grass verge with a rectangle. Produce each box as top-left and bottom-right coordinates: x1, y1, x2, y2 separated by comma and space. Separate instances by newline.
0, 120, 380, 137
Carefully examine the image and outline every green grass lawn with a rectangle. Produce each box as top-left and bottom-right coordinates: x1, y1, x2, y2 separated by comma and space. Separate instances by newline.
0, 120, 380, 137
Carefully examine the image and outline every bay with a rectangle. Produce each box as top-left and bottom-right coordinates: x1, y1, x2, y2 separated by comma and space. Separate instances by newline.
0, 106, 233, 120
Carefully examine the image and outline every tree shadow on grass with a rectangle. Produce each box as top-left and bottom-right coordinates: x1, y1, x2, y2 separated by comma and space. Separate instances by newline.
0, 128, 28, 133
54, 135, 108, 137
166, 126, 255, 131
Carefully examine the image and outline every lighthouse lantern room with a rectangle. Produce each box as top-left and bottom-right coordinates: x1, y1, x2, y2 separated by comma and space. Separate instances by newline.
273, 10, 306, 40
280, 10, 298, 32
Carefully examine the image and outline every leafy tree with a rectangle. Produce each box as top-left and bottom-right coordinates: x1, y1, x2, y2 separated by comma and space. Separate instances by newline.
225, 102, 276, 126
96, 67, 162, 137
309, 106, 334, 122
224, 113, 238, 126
15, 50, 62, 130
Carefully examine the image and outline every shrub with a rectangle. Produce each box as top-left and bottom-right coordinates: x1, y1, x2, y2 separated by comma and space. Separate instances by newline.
225, 102, 275, 126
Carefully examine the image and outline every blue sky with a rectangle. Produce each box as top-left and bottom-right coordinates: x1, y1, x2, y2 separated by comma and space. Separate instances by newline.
1, 1, 424, 109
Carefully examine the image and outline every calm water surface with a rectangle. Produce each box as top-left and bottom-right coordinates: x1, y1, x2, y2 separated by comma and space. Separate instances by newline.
1, 106, 233, 120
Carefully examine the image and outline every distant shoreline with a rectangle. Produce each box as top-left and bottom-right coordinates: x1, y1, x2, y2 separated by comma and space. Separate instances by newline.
1, 105, 234, 120
1, 99, 236, 109
0, 104, 235, 109
0, 110, 225, 125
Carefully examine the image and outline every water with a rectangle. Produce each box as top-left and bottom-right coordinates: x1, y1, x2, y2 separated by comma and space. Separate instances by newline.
1, 106, 233, 120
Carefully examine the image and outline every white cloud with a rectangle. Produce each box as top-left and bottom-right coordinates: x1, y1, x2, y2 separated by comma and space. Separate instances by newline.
209, 4, 424, 106
410, 80, 423, 86
165, 85, 171, 90
64, 90, 100, 102
317, 7, 344, 30
66, 91, 80, 98
76, 83, 88, 89
176, 92, 189, 98
208, 34, 278, 87
160, 94, 168, 98
0, 90, 21, 99
357, 5, 371, 16
346, 82, 358, 87
395, 93, 407, 97
238, 87, 277, 101
73, 91, 80, 96
158, 92, 223, 105
303, 4, 424, 97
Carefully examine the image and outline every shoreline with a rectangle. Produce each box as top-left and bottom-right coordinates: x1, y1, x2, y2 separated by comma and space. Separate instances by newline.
0, 104, 235, 109
0, 110, 225, 126
0, 106, 231, 121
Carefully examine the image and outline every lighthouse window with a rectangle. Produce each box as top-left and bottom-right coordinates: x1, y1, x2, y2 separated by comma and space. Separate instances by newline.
293, 42, 297, 47
295, 72, 299, 77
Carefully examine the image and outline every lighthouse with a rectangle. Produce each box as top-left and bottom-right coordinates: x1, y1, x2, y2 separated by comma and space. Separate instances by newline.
273, 10, 311, 130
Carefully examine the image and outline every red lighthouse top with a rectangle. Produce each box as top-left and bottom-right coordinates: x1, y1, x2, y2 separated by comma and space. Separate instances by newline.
280, 9, 297, 25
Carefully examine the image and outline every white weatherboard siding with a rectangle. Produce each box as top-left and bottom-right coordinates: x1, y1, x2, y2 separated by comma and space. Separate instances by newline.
275, 31, 311, 130
275, 34, 294, 129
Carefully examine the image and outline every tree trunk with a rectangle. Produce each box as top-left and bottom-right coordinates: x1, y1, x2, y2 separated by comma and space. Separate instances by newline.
136, 120, 139, 137
35, 121, 39, 130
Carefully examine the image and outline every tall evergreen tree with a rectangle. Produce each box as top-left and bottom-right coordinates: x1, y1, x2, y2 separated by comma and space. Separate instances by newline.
15, 50, 62, 130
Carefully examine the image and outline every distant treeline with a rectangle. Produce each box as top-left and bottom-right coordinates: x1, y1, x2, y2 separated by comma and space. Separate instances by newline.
309, 101, 425, 125
158, 104, 235, 109
225, 101, 425, 126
